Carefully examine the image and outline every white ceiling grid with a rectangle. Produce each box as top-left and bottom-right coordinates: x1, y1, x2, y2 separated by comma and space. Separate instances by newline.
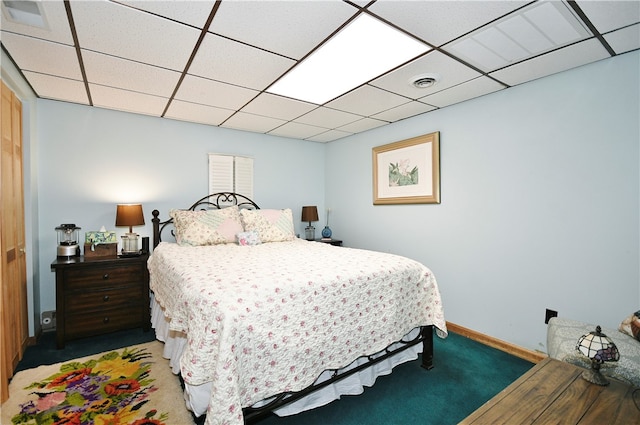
1, 0, 638, 143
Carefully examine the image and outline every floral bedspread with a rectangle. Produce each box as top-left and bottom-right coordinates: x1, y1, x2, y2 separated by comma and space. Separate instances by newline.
148, 239, 446, 425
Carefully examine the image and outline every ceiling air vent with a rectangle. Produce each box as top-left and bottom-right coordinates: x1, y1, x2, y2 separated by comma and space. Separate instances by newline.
409, 73, 441, 89
2, 0, 48, 29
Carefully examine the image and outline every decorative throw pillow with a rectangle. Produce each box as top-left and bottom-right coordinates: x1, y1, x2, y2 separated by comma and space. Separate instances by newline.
619, 310, 640, 341
236, 231, 261, 246
170, 206, 243, 246
240, 208, 295, 242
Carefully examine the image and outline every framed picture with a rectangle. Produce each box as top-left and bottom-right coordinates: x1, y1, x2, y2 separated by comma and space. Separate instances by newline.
372, 132, 440, 205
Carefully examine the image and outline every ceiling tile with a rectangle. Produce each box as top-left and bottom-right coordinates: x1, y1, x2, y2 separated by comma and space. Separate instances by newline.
82, 50, 182, 97
211, 0, 358, 59
370, 51, 482, 99
295, 106, 362, 128
0, 0, 73, 44
240, 93, 316, 121
1, 1, 634, 142
371, 101, 436, 122
368, 0, 528, 47
188, 33, 295, 90
89, 84, 168, 116
576, 0, 640, 34
221, 111, 286, 133
419, 76, 505, 108
604, 24, 640, 55
268, 122, 327, 140
337, 118, 388, 134
70, 0, 200, 72
489, 39, 611, 86
175, 74, 258, 110
306, 129, 353, 143
327, 85, 410, 117
1, 32, 82, 80
117, 0, 217, 29
442, 1, 593, 73
22, 71, 88, 104
164, 99, 234, 126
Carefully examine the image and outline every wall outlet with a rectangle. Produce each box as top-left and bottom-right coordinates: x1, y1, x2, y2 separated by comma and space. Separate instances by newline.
545, 308, 558, 324
42, 310, 56, 331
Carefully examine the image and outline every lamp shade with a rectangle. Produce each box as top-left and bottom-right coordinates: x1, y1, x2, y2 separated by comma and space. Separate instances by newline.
301, 206, 319, 223
576, 325, 620, 386
115, 204, 145, 232
576, 326, 620, 363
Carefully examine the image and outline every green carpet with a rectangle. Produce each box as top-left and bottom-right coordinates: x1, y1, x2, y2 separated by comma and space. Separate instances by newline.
17, 329, 533, 425
253, 331, 534, 425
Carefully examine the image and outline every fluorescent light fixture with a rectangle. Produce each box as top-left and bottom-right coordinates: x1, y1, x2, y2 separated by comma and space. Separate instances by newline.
446, 0, 590, 71
1, 0, 48, 28
267, 14, 430, 104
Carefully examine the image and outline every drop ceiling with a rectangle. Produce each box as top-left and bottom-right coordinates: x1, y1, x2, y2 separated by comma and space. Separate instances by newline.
1, 0, 638, 142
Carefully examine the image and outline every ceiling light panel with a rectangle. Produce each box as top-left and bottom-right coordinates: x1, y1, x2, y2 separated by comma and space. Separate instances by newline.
444, 0, 592, 72
267, 14, 431, 104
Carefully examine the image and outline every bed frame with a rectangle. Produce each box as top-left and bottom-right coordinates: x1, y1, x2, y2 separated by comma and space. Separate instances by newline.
150, 192, 435, 424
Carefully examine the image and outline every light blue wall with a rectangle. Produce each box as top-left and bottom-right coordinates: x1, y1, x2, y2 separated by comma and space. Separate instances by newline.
325, 51, 640, 352
7, 50, 639, 354
36, 101, 326, 314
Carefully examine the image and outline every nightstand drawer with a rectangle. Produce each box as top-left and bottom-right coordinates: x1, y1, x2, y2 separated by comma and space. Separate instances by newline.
65, 308, 144, 339
65, 285, 143, 313
64, 264, 143, 290
51, 254, 150, 349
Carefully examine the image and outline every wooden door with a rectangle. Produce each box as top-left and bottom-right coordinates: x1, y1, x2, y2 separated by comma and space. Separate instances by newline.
1, 80, 28, 402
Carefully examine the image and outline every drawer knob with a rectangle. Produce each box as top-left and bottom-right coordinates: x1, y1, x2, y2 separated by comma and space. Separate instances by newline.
103, 317, 110, 324
102, 273, 109, 279
103, 295, 110, 302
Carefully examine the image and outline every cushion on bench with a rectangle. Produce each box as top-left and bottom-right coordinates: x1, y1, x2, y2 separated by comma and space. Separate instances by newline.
547, 317, 640, 387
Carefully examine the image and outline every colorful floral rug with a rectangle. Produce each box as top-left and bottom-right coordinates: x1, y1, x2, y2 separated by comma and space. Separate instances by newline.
1, 341, 195, 425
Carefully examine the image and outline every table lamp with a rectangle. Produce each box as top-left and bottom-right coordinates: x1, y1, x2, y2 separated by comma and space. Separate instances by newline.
115, 203, 145, 255
301, 206, 318, 240
576, 325, 620, 386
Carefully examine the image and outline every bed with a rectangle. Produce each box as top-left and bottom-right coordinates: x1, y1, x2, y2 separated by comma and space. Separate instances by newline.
148, 192, 447, 425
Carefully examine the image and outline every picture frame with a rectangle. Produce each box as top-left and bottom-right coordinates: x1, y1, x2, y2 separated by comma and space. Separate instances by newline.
372, 131, 440, 205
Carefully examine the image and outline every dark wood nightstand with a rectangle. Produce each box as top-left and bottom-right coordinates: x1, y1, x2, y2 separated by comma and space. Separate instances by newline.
316, 238, 343, 246
51, 254, 150, 349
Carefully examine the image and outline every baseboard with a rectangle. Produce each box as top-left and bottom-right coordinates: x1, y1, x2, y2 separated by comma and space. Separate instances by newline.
446, 321, 547, 364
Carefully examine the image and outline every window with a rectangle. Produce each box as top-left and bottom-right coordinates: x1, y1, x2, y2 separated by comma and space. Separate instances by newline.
208, 153, 254, 199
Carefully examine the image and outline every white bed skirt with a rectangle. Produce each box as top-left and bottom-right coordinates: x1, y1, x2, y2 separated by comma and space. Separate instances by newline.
151, 294, 422, 418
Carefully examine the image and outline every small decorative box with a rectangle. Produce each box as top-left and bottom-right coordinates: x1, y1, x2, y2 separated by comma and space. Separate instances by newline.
85, 231, 117, 244
84, 231, 118, 258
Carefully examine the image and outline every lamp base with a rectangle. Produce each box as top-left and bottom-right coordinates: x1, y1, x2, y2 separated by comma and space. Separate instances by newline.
581, 368, 610, 386
121, 233, 141, 256
305, 226, 315, 241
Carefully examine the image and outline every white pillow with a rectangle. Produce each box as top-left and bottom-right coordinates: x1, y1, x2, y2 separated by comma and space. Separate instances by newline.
170, 206, 243, 246
239, 209, 295, 242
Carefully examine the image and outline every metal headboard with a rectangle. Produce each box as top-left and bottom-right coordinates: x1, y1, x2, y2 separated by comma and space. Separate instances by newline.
151, 192, 260, 248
